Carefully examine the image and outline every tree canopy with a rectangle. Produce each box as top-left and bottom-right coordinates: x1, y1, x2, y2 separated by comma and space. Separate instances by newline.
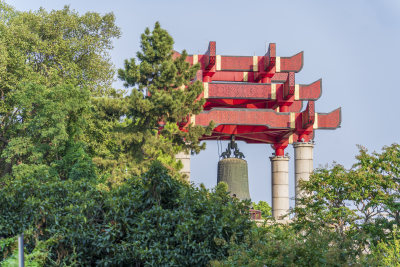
213, 144, 400, 266
117, 22, 213, 178
0, 3, 210, 184
0, 161, 252, 266
0, 2, 120, 181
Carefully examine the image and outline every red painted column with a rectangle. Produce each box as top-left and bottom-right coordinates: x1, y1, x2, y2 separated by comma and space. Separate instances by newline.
203, 74, 212, 82
279, 105, 289, 113
272, 143, 288, 157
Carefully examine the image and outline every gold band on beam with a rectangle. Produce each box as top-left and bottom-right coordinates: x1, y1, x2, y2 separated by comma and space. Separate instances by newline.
193, 54, 198, 65
313, 113, 318, 129
191, 115, 196, 125
271, 84, 276, 100
253, 56, 258, 72
290, 112, 295, 128
276, 57, 281, 72
243, 72, 248, 82
294, 84, 299, 100
216, 55, 221, 71
203, 82, 209, 98
288, 133, 293, 144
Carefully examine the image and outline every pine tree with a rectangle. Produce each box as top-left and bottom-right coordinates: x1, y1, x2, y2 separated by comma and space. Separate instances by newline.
118, 22, 213, 175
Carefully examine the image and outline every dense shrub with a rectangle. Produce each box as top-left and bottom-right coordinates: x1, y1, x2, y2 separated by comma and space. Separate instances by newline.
212, 144, 400, 267
0, 162, 252, 266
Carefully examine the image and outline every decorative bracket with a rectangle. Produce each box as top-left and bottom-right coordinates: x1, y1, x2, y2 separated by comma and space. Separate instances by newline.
205, 41, 216, 70
220, 135, 245, 159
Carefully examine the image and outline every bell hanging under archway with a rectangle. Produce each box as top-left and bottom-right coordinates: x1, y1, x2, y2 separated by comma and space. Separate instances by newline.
217, 158, 250, 200
217, 136, 250, 200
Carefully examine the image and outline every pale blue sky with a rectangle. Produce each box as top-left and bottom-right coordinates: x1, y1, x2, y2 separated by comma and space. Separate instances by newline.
6, 0, 400, 204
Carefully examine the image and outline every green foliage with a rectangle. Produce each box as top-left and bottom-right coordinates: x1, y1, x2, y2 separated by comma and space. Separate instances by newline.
0, 161, 252, 266
293, 144, 400, 253
0, 3, 210, 184
212, 223, 363, 267
0, 3, 120, 95
2, 3, 400, 266
365, 226, 400, 266
117, 22, 213, 178
252, 200, 272, 218
84, 93, 133, 185
214, 144, 400, 266
56, 141, 96, 180
0, 3, 120, 180
0, 82, 95, 180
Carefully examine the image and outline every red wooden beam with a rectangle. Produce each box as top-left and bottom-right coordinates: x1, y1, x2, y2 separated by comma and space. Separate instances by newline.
277, 51, 304, 72
202, 98, 303, 112
205, 82, 272, 99
299, 79, 322, 100
200, 77, 320, 99
193, 69, 292, 83
316, 108, 342, 129
199, 80, 320, 111
194, 108, 290, 128
211, 71, 256, 82
191, 104, 340, 132
221, 56, 254, 71
181, 42, 303, 75
186, 107, 341, 143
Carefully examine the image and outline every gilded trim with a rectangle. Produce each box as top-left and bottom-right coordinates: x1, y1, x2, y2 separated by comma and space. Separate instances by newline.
253, 56, 258, 72
216, 55, 221, 70
203, 82, 209, 98
191, 115, 196, 125
294, 84, 299, 100
313, 113, 318, 129
276, 56, 281, 72
193, 54, 198, 65
290, 112, 295, 128
243, 72, 248, 82
271, 84, 276, 100
288, 133, 293, 144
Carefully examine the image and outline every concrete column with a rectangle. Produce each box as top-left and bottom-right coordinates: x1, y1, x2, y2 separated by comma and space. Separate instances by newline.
270, 155, 290, 221
175, 151, 190, 181
293, 142, 314, 204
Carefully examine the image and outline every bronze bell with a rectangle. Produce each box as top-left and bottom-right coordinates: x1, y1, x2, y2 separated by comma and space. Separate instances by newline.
217, 136, 250, 200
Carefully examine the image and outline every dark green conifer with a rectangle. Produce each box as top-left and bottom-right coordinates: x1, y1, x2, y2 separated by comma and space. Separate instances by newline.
118, 22, 213, 174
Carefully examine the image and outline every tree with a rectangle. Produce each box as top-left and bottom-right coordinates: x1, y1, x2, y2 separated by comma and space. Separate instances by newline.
252, 200, 272, 218
0, 4, 211, 184
0, 3, 121, 180
117, 22, 213, 177
0, 3, 120, 95
1, 83, 95, 181
293, 144, 400, 253
213, 144, 400, 266
0, 161, 252, 266
211, 222, 361, 267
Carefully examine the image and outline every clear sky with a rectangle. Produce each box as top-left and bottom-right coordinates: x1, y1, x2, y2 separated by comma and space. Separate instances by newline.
5, 0, 400, 205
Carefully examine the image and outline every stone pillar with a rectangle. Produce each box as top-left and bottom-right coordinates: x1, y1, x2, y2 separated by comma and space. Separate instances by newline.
270, 155, 290, 221
293, 142, 314, 204
175, 151, 191, 181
